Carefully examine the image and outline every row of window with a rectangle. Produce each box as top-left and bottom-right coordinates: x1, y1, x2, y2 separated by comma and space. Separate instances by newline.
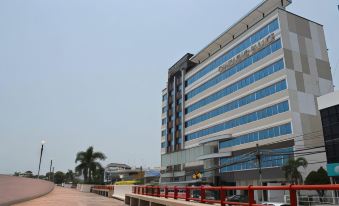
186, 56, 284, 114
186, 19, 279, 86
161, 141, 166, 148
162, 94, 167, 102
187, 34, 282, 101
162, 106, 167, 114
220, 147, 293, 173
162, 118, 167, 125
185, 101, 289, 141
186, 79, 287, 127
219, 123, 292, 149
161, 130, 166, 137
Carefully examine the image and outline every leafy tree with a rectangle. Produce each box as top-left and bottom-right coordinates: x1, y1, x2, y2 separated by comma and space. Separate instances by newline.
92, 167, 105, 184
65, 170, 75, 183
54, 171, 65, 184
75, 146, 106, 183
305, 167, 330, 197
13, 172, 20, 176
282, 157, 308, 184
45, 172, 54, 181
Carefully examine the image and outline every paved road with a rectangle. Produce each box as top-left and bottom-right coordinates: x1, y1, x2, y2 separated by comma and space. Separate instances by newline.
14, 186, 125, 206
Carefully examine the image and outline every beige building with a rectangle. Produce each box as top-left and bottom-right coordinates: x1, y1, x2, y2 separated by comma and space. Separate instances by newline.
160, 0, 333, 192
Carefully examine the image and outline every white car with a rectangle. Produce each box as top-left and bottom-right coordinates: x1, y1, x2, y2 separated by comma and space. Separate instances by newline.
261, 202, 290, 206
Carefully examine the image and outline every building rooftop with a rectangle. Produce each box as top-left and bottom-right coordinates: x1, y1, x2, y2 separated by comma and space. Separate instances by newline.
168, 53, 195, 76
190, 0, 291, 64
317, 90, 339, 110
105, 163, 131, 169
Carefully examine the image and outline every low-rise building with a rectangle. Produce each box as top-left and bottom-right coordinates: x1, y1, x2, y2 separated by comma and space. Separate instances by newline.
317, 91, 339, 182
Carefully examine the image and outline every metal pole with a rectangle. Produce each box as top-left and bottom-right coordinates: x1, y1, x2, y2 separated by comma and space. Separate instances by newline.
256, 144, 264, 202
49, 160, 53, 181
37, 144, 44, 179
52, 166, 55, 182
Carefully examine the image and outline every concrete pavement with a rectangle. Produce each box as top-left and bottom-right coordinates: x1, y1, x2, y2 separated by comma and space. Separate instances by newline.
0, 174, 54, 205
14, 186, 125, 206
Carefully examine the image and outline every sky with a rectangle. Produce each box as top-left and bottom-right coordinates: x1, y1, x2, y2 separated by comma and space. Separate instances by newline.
0, 0, 338, 175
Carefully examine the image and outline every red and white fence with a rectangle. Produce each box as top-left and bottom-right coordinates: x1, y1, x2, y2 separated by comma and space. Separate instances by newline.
132, 184, 339, 206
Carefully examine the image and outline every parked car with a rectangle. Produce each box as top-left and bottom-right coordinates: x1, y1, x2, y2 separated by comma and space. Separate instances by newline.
261, 202, 290, 206
225, 195, 249, 203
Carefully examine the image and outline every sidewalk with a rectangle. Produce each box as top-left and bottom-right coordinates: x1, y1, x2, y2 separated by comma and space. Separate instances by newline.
0, 175, 54, 205
14, 186, 125, 206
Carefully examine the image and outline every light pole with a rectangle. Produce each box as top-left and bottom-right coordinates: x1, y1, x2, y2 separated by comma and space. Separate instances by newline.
49, 160, 53, 181
37, 140, 46, 179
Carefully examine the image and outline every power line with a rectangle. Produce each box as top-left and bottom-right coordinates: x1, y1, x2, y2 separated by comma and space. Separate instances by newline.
197, 145, 329, 176
183, 139, 328, 176
169, 122, 339, 180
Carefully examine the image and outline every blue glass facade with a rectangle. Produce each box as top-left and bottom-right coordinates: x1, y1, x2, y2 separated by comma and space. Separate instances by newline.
219, 123, 292, 149
186, 57, 284, 114
220, 147, 293, 173
186, 38, 282, 101
186, 79, 287, 127
185, 101, 289, 141
186, 19, 279, 86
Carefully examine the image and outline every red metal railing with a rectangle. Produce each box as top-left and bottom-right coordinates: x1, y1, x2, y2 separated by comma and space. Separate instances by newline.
132, 184, 339, 206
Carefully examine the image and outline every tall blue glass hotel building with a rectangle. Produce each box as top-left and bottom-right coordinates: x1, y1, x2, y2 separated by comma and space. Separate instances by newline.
160, 0, 334, 193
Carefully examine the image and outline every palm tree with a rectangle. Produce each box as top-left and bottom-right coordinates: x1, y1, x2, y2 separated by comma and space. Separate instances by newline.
75, 146, 106, 183
282, 157, 308, 184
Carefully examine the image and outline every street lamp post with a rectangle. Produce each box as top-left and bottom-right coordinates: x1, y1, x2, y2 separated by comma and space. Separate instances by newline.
37, 140, 46, 179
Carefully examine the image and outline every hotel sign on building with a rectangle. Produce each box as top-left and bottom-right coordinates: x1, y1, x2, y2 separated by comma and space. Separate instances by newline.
219, 33, 276, 73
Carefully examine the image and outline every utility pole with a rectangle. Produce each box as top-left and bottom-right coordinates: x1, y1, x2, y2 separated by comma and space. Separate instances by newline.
52, 167, 55, 183
49, 160, 53, 181
256, 144, 264, 202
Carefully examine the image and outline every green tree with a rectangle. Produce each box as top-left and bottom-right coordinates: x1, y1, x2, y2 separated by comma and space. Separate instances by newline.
75, 146, 106, 183
92, 167, 105, 184
305, 167, 330, 197
45, 172, 53, 181
282, 157, 308, 184
54, 171, 65, 184
13, 172, 20, 176
65, 170, 75, 183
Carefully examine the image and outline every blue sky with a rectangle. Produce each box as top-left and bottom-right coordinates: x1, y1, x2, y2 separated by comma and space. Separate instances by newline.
0, 0, 338, 174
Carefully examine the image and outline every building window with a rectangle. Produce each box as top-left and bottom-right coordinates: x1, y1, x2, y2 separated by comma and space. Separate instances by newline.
185, 101, 290, 141
320, 105, 339, 164
220, 147, 293, 173
186, 56, 284, 114
186, 79, 287, 127
186, 19, 280, 86
162, 118, 167, 125
162, 94, 167, 102
161, 130, 166, 137
219, 123, 292, 148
